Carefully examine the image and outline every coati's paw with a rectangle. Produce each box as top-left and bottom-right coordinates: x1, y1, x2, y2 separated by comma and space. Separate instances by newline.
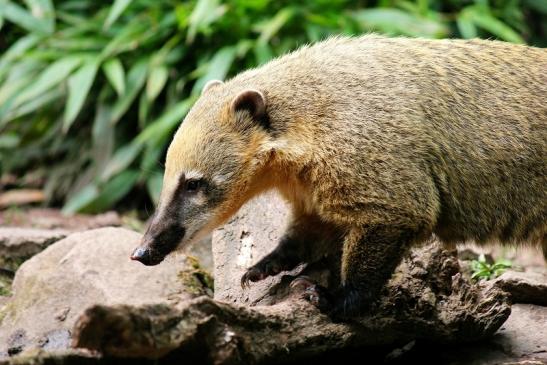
329, 285, 374, 321
241, 254, 294, 288
289, 276, 332, 312
290, 279, 371, 321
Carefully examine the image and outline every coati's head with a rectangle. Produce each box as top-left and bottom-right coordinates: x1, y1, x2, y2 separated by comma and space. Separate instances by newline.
131, 80, 274, 266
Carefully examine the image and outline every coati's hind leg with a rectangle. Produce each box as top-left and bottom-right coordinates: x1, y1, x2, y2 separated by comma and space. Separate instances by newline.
296, 225, 422, 320
241, 213, 343, 287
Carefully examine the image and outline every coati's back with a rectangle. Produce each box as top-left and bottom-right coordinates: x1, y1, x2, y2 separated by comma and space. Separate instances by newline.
228, 36, 546, 250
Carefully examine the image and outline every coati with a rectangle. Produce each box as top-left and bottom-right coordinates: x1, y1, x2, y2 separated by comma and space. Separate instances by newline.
131, 35, 547, 319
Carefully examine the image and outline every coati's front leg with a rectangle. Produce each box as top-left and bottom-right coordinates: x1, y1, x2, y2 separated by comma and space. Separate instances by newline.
294, 225, 420, 319
241, 213, 342, 287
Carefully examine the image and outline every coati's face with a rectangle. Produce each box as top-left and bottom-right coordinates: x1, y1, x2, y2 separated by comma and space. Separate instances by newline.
131, 80, 271, 266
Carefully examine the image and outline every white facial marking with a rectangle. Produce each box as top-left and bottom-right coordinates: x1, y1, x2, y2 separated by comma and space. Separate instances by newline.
212, 173, 231, 185
185, 170, 204, 180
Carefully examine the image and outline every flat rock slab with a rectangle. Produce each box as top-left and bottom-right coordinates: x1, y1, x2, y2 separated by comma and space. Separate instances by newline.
0, 228, 69, 264
0, 209, 121, 231
0, 227, 207, 359
495, 270, 547, 306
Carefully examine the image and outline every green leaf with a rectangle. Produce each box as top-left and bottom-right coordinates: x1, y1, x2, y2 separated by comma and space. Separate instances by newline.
0, 34, 40, 82
138, 92, 150, 128
146, 64, 168, 101
104, 0, 133, 29
0, 133, 20, 149
1, 87, 62, 123
463, 6, 525, 43
136, 98, 194, 146
23, 0, 55, 33
84, 170, 140, 212
91, 101, 114, 171
257, 7, 295, 44
110, 58, 148, 124
253, 41, 273, 65
63, 59, 99, 133
12, 56, 82, 110
140, 144, 164, 177
457, 13, 477, 39
146, 172, 163, 205
191, 46, 236, 95
352, 8, 449, 38
0, 0, 51, 33
102, 58, 125, 96
187, 0, 227, 43
62, 184, 99, 214
100, 142, 143, 182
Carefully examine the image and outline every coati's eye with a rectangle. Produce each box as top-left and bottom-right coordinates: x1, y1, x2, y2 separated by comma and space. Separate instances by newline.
185, 179, 201, 192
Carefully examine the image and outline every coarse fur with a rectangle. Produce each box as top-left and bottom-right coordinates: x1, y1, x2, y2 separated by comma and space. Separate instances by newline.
133, 35, 547, 319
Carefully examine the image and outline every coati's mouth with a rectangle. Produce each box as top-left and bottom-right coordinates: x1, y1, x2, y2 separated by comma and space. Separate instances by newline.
130, 225, 186, 266
130, 246, 166, 266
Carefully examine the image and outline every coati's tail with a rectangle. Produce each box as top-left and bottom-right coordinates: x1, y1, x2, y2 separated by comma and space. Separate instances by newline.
543, 239, 547, 262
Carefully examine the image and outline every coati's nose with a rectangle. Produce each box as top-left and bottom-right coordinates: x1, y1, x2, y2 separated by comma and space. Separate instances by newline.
130, 246, 164, 266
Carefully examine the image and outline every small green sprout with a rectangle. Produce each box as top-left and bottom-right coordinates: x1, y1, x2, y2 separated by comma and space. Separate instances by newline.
471, 254, 512, 281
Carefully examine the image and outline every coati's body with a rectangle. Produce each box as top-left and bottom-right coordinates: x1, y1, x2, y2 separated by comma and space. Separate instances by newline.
132, 35, 547, 318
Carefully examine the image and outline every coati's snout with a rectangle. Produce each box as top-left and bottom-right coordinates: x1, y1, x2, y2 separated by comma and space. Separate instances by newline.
131, 220, 186, 266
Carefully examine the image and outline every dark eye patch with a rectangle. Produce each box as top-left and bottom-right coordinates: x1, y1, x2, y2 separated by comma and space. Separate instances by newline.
185, 179, 201, 192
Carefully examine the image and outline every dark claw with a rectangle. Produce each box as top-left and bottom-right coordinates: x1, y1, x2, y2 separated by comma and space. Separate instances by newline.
240, 267, 267, 289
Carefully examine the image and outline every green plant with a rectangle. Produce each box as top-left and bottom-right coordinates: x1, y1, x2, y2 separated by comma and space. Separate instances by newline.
0, 0, 545, 213
471, 254, 512, 281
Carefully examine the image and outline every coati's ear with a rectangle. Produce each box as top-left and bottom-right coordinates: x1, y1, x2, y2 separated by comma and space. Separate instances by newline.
231, 89, 267, 121
202, 79, 223, 95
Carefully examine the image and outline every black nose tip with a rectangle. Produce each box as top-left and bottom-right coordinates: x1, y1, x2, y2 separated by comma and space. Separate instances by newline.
130, 246, 163, 266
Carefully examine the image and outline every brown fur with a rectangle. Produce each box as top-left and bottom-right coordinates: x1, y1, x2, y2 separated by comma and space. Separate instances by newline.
144, 35, 546, 317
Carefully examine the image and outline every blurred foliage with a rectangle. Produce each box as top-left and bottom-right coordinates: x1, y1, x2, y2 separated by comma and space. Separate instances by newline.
0, 0, 545, 213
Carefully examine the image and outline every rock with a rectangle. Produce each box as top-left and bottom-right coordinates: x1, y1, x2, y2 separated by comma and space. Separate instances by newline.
494, 270, 547, 306
428, 304, 547, 365
0, 209, 121, 231
0, 228, 69, 270
0, 227, 208, 358
212, 192, 292, 305
495, 304, 546, 362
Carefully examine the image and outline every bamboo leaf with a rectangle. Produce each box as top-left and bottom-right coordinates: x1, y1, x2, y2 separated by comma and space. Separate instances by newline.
0, 34, 40, 81
464, 6, 525, 43
187, 0, 227, 43
23, 0, 55, 33
257, 7, 295, 44
1, 0, 51, 33
102, 58, 125, 96
104, 0, 133, 29
146, 172, 163, 205
63, 59, 99, 133
191, 46, 236, 95
146, 64, 168, 101
110, 58, 148, 124
136, 98, 194, 146
0, 133, 20, 149
84, 170, 140, 212
62, 184, 99, 214
12, 56, 82, 110
457, 12, 478, 39
352, 8, 449, 38
100, 142, 143, 182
